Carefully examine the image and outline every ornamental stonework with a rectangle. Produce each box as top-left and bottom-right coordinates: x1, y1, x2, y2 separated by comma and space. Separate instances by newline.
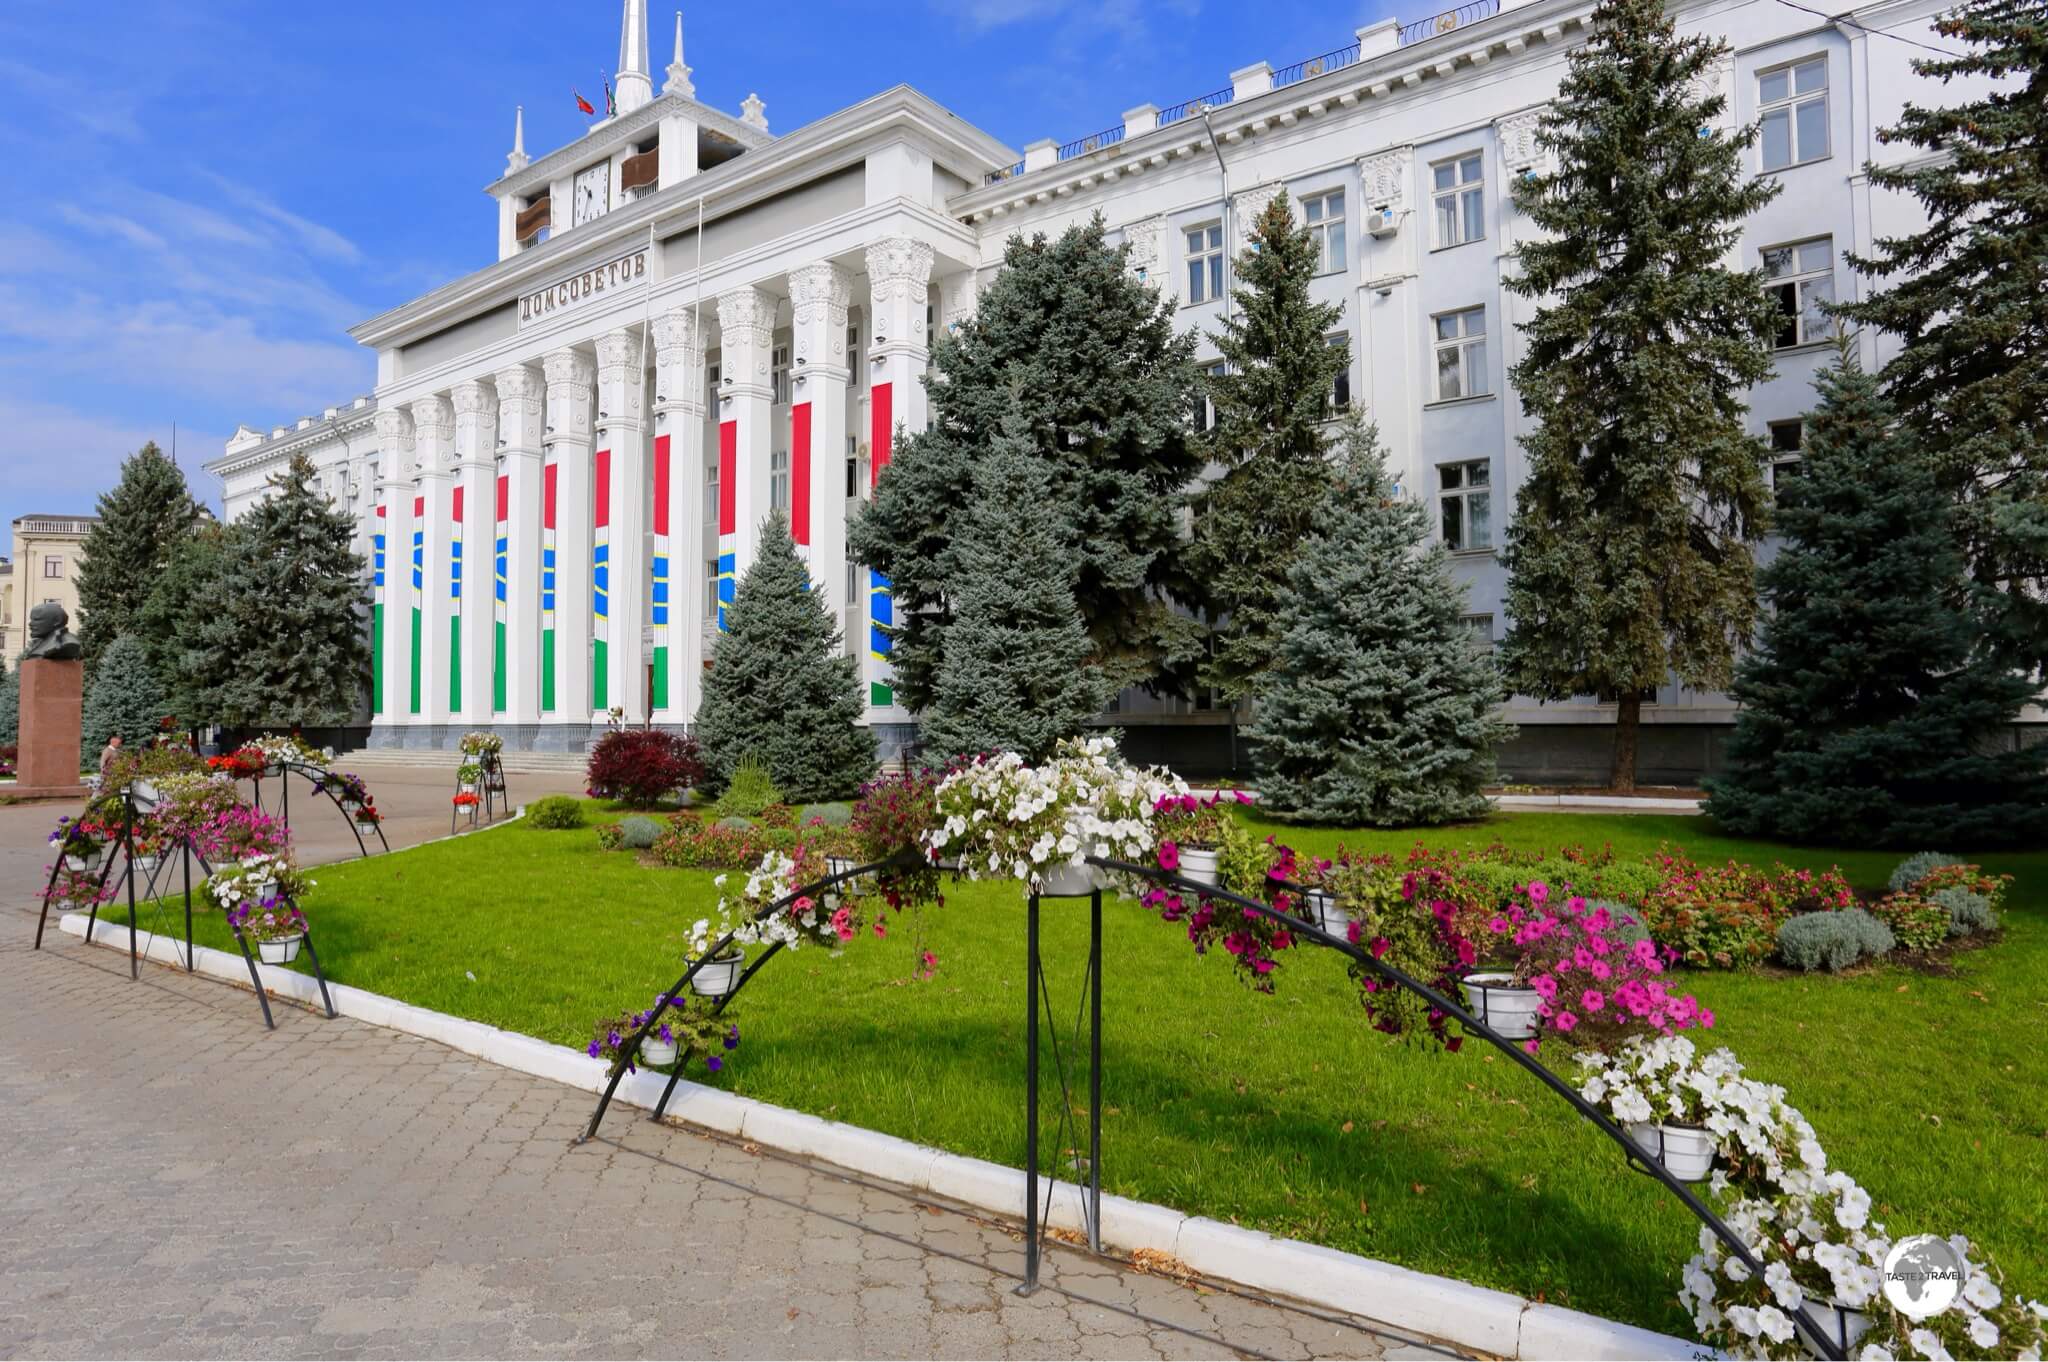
1232, 182, 1282, 252
1121, 215, 1164, 279
1359, 147, 1412, 211
789, 262, 853, 366
1496, 109, 1550, 178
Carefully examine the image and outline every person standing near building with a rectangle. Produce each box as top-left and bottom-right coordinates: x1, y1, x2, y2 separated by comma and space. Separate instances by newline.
97, 732, 123, 785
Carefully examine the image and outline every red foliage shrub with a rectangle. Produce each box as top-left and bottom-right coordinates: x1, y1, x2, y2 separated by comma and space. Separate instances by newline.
585, 730, 705, 807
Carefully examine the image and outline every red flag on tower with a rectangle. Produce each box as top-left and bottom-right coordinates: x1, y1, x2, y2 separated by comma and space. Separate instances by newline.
574, 88, 596, 116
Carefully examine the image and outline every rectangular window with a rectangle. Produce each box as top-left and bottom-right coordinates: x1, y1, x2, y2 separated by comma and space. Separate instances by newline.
846, 323, 863, 388
1303, 189, 1347, 274
1461, 613, 1496, 648
1759, 57, 1828, 171
769, 448, 790, 512
1439, 459, 1494, 551
1768, 419, 1805, 488
1185, 223, 1224, 304
705, 360, 721, 410
1763, 237, 1834, 347
771, 344, 791, 405
1433, 307, 1489, 401
703, 452, 720, 524
43, 556, 62, 578
1432, 153, 1485, 249
704, 558, 719, 615
1195, 360, 1226, 432
1325, 334, 1352, 413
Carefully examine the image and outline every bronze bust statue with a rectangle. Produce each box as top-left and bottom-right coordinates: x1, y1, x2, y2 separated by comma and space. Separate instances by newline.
23, 602, 83, 661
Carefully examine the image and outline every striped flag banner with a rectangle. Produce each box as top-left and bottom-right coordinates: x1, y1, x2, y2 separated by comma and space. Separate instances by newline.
541, 462, 557, 713
867, 569, 895, 708
494, 473, 509, 713
592, 447, 611, 711
410, 496, 424, 715
449, 486, 464, 713
717, 420, 736, 632
372, 504, 386, 715
651, 434, 671, 710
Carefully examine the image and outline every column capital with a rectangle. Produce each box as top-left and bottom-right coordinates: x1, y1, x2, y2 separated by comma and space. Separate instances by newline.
374, 407, 416, 486
863, 236, 934, 297
715, 286, 775, 351
543, 347, 595, 448
652, 309, 706, 419
409, 394, 455, 475
452, 378, 500, 468
542, 347, 596, 392
596, 327, 646, 435
864, 237, 932, 364
789, 262, 853, 381
594, 327, 644, 386
495, 363, 545, 455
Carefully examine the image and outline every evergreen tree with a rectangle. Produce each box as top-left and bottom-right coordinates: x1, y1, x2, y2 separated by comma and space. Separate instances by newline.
81, 634, 167, 755
1499, 0, 1782, 791
1837, 1, 2048, 670
849, 214, 1204, 710
187, 456, 369, 728
1189, 191, 1347, 701
74, 441, 204, 671
1705, 339, 2048, 847
136, 524, 232, 729
918, 414, 1109, 762
0, 656, 17, 748
695, 510, 875, 800
1248, 417, 1515, 826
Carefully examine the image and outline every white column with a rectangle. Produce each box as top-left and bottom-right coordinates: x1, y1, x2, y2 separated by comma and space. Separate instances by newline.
714, 285, 776, 627
595, 327, 648, 721
495, 363, 545, 725
651, 308, 705, 723
861, 236, 934, 714
789, 261, 853, 621
372, 408, 415, 731
543, 348, 596, 726
451, 379, 499, 726
409, 394, 455, 729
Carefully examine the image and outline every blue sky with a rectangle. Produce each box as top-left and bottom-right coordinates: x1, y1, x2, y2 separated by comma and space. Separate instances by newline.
0, 0, 1396, 535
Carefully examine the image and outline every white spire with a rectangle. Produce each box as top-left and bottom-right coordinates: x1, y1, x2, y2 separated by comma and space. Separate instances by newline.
505, 105, 529, 174
615, 0, 654, 114
663, 10, 694, 98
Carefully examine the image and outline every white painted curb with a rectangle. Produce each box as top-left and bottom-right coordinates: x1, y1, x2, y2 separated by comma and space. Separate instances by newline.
1494, 794, 1702, 813
58, 912, 1700, 1360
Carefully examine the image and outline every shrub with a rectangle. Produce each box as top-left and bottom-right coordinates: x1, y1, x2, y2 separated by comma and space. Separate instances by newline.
1596, 899, 1655, 951
1912, 861, 2011, 914
1870, 893, 1949, 952
620, 815, 663, 850
585, 729, 704, 808
1929, 885, 1998, 937
1888, 851, 1961, 892
1777, 908, 1896, 972
798, 802, 853, 827
527, 795, 583, 829
710, 756, 783, 820
595, 822, 624, 851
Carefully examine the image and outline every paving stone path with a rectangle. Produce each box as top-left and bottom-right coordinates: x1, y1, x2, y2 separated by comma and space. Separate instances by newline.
0, 930, 1460, 1360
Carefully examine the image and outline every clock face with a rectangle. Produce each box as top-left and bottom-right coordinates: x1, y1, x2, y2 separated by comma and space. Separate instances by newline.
573, 164, 609, 226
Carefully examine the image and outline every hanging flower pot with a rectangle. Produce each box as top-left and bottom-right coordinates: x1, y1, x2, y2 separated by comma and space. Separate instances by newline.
1797, 1299, 1872, 1358
134, 854, 161, 874
1624, 1120, 1716, 1183
1036, 860, 1096, 897
689, 949, 745, 997
1461, 972, 1544, 1040
258, 934, 305, 965
639, 1035, 679, 1066
1304, 889, 1347, 938
1178, 845, 1221, 888
824, 854, 866, 891
64, 850, 103, 874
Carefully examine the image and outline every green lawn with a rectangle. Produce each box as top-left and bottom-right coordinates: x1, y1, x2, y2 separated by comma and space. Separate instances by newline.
158, 806, 2047, 1336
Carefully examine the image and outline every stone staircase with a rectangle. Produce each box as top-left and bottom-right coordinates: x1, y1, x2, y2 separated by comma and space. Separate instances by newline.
331, 747, 590, 775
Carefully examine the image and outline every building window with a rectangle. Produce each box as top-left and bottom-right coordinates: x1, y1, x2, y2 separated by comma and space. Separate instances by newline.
771, 344, 791, 405
770, 448, 790, 512
1759, 57, 1828, 171
705, 360, 721, 410
43, 556, 63, 578
1303, 190, 1346, 274
1432, 153, 1485, 249
1433, 308, 1489, 401
1768, 419, 1805, 488
704, 558, 719, 616
703, 452, 719, 523
1185, 223, 1224, 304
1462, 613, 1496, 649
1194, 361, 1226, 433
1439, 459, 1493, 551
846, 323, 863, 387
1325, 334, 1352, 413
1763, 237, 1834, 347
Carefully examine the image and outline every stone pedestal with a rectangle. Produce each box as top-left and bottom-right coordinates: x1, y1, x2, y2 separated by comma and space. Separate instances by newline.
17, 659, 89, 799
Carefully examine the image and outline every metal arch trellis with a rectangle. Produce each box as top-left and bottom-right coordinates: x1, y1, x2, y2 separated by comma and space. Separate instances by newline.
33, 781, 339, 1031
244, 758, 393, 859
577, 849, 1851, 1360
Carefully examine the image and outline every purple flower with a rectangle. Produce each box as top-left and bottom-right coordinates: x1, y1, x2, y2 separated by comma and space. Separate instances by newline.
706, 1055, 723, 1072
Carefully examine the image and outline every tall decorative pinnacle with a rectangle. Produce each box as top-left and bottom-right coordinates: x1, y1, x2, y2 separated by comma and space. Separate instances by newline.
505, 105, 529, 174
615, 0, 654, 114
663, 11, 694, 98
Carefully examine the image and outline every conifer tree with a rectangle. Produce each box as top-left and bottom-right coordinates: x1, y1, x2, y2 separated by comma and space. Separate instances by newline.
1499, 0, 1781, 791
82, 635, 167, 755
1837, 1, 2048, 669
75, 441, 204, 671
849, 214, 1204, 710
1705, 339, 2048, 847
186, 455, 369, 728
1249, 417, 1514, 826
695, 510, 875, 800
136, 524, 232, 729
918, 414, 1108, 762
0, 656, 17, 748
1189, 191, 1347, 701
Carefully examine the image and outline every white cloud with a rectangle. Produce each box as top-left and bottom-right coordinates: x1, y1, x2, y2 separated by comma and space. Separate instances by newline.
198, 170, 364, 265
0, 395, 221, 523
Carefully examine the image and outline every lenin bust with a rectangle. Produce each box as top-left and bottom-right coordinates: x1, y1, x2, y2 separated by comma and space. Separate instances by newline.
23, 602, 83, 661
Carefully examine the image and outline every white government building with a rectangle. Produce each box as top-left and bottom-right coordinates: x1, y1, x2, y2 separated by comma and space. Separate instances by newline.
206, 0, 1983, 778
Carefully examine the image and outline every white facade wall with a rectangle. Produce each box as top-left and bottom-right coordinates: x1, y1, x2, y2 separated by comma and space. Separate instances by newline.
206, 0, 2001, 762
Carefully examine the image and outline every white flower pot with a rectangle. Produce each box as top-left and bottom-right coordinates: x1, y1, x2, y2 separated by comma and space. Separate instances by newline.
1178, 846, 1221, 888
258, 935, 304, 965
133, 779, 161, 810
1625, 1121, 1716, 1183
1799, 1300, 1872, 1358
1305, 889, 1347, 938
825, 855, 865, 890
639, 1036, 679, 1066
135, 855, 161, 874
1462, 973, 1543, 1041
1035, 860, 1096, 897
64, 851, 102, 874
690, 950, 744, 997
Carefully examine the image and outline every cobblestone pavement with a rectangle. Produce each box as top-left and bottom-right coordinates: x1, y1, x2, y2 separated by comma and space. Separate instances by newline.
0, 932, 1461, 1360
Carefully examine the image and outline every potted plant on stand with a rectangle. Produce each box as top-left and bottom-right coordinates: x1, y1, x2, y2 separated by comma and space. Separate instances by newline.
1151, 792, 1245, 888
590, 993, 742, 1073
206, 854, 317, 964
49, 817, 110, 874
